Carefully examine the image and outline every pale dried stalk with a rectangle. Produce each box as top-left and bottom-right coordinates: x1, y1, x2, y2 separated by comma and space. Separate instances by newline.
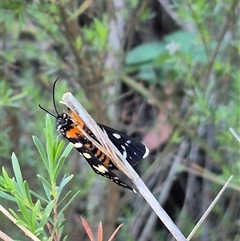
187, 175, 233, 240
0, 230, 14, 241
61, 92, 187, 241
229, 128, 240, 143
0, 205, 41, 241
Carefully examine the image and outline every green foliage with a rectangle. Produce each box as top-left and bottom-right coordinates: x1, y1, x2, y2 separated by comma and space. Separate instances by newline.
1, 0, 239, 240
0, 115, 78, 240
0, 81, 26, 108
82, 17, 109, 51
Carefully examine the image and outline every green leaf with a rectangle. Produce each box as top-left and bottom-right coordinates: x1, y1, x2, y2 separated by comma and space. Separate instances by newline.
11, 153, 26, 196
125, 42, 167, 65
53, 157, 65, 182
137, 66, 156, 83
164, 30, 208, 63
59, 175, 74, 190
12, 153, 23, 185
1, 167, 16, 191
45, 116, 54, 169
14, 193, 31, 224
33, 136, 48, 169
40, 200, 54, 227
2, 2, 24, 10
30, 190, 49, 204
31, 200, 41, 231
56, 175, 74, 199
61, 143, 73, 158
23, 181, 33, 207
9, 208, 20, 220
59, 190, 80, 213
0, 175, 8, 189
0, 81, 26, 107
54, 139, 65, 164
35, 227, 44, 237
37, 175, 52, 191
0, 190, 16, 202
57, 190, 72, 207
93, 18, 108, 49
1, 167, 10, 183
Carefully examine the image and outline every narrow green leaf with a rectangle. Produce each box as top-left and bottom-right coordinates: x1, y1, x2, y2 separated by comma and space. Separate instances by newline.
35, 227, 44, 237
11, 153, 23, 187
54, 139, 65, 164
40, 200, 54, 227
14, 194, 31, 224
45, 115, 55, 173
33, 136, 48, 169
45, 115, 54, 145
62, 236, 68, 241
31, 200, 41, 231
23, 181, 33, 207
0, 190, 16, 202
58, 213, 66, 230
0, 175, 8, 189
61, 143, 73, 158
59, 175, 74, 190
30, 190, 49, 204
37, 175, 51, 200
54, 156, 66, 180
59, 190, 80, 214
57, 190, 72, 207
1, 167, 14, 190
15, 219, 29, 228
45, 114, 54, 158
54, 142, 73, 180
37, 175, 52, 191
9, 208, 20, 220
50, 212, 66, 237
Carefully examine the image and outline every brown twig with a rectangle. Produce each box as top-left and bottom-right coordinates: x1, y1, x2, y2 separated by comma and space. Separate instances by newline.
202, 0, 238, 85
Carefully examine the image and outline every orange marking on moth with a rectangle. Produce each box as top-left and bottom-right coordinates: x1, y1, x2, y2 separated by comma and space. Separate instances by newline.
66, 127, 82, 138
69, 111, 85, 129
102, 157, 111, 167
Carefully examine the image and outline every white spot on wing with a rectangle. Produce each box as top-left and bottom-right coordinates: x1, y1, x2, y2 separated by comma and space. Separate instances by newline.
73, 142, 83, 148
121, 145, 127, 158
113, 133, 121, 139
93, 164, 108, 173
83, 152, 91, 159
143, 146, 149, 158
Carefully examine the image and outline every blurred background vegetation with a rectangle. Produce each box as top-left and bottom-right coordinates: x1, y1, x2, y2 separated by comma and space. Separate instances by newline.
1, 0, 239, 240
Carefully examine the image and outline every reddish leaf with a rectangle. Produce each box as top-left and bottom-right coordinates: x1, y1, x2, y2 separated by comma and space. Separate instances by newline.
81, 216, 95, 241
108, 223, 124, 241
97, 221, 103, 241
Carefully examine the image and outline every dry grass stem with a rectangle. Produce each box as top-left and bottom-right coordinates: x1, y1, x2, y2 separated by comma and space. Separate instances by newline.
0, 205, 41, 241
187, 175, 233, 240
61, 92, 187, 241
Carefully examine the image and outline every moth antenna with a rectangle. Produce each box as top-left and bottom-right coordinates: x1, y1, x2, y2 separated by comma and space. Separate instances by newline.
39, 77, 61, 118
39, 104, 58, 118
52, 77, 61, 116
